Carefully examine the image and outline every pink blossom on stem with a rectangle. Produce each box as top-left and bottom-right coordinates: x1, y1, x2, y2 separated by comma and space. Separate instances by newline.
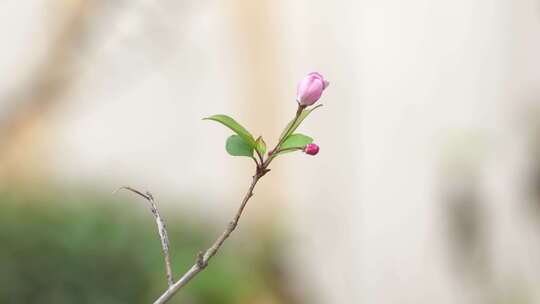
297, 72, 329, 106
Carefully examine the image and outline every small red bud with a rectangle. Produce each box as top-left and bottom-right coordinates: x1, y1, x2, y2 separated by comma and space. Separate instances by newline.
304, 143, 320, 155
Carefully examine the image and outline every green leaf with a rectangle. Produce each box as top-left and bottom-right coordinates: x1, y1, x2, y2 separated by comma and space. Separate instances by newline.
225, 135, 254, 157
274, 133, 313, 156
204, 114, 256, 148
255, 137, 267, 156
279, 104, 323, 142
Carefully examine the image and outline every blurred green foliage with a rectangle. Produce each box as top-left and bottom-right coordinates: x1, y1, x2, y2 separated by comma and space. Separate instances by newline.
0, 190, 272, 304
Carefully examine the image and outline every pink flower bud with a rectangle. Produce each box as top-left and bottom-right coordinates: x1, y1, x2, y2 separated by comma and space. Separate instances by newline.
297, 72, 330, 106
304, 143, 320, 155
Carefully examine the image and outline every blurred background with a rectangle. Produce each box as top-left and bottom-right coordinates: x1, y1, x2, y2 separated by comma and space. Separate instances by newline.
1, 0, 540, 303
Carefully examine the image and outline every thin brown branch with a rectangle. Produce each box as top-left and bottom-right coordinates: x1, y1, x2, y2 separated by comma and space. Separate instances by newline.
119, 186, 174, 287
152, 170, 265, 304
202, 173, 260, 262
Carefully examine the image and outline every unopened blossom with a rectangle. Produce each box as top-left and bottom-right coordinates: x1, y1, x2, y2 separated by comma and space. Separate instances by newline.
297, 72, 329, 106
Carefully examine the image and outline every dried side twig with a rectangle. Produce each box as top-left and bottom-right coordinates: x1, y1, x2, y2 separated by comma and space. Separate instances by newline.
118, 186, 174, 287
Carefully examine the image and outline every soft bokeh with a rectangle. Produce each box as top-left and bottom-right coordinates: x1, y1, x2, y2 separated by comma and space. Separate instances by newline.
2, 0, 540, 303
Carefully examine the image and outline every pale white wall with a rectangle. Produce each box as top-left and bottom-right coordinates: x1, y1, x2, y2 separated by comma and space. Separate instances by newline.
2, 0, 540, 303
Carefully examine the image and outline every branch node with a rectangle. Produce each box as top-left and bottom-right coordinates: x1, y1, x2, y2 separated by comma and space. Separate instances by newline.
196, 251, 207, 268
